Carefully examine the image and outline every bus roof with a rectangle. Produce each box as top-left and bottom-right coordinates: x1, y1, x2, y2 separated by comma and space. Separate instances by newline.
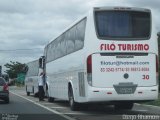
94, 6, 150, 12
45, 6, 151, 48
46, 14, 87, 46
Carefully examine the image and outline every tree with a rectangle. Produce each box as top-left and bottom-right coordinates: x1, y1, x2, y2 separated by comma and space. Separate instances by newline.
4, 61, 27, 79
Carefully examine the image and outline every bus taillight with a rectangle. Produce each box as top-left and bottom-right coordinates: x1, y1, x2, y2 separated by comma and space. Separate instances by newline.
87, 55, 92, 86
87, 55, 92, 73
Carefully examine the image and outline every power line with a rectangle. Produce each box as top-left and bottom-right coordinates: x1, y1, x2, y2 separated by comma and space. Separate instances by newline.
0, 48, 42, 52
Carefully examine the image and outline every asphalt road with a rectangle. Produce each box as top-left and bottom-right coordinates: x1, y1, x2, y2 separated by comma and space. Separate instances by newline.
1, 86, 160, 120
0, 92, 68, 120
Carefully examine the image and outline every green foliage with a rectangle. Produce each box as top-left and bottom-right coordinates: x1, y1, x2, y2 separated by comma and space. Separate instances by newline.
143, 95, 160, 106
4, 61, 27, 79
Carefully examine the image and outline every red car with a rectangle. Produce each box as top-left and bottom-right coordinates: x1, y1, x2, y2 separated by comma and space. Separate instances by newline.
0, 77, 9, 103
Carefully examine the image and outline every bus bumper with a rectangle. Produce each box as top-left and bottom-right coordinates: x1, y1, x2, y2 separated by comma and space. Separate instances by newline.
86, 85, 159, 102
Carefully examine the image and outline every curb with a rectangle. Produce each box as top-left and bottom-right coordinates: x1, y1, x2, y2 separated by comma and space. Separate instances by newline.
134, 103, 160, 115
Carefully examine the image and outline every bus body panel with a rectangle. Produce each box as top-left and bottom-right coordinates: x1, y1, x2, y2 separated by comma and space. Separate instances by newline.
25, 60, 40, 95
25, 76, 39, 93
83, 7, 159, 102
86, 85, 158, 102
92, 53, 156, 88
46, 49, 86, 101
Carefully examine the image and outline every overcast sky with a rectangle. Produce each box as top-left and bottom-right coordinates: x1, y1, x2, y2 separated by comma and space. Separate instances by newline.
0, 0, 160, 72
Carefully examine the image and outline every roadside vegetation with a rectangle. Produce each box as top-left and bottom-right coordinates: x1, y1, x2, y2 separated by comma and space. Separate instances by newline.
3, 61, 26, 87
142, 95, 160, 106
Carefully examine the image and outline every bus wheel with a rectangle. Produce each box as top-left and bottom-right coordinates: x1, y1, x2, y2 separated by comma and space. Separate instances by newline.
34, 92, 39, 97
48, 97, 54, 102
45, 84, 49, 98
114, 102, 134, 110
68, 87, 79, 111
26, 86, 30, 96
27, 92, 30, 96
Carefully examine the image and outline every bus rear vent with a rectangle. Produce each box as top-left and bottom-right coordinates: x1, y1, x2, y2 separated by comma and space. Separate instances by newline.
78, 72, 85, 97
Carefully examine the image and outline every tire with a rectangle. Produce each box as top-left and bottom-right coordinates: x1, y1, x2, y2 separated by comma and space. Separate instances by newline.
26, 86, 30, 96
68, 87, 79, 111
45, 84, 49, 98
32, 86, 34, 94
48, 97, 54, 102
114, 102, 134, 110
5, 97, 9, 104
34, 92, 39, 97
27, 92, 30, 96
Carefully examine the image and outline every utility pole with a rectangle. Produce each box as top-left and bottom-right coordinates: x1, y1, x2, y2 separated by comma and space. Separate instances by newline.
0, 66, 2, 77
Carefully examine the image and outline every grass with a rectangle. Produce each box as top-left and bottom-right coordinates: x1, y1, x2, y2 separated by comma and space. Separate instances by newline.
142, 94, 160, 106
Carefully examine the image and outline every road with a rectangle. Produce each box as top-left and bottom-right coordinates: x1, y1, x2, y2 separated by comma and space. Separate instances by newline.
1, 86, 160, 120
0, 91, 69, 120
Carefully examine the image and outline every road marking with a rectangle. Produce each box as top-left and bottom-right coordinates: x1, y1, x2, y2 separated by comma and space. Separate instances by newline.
41, 102, 54, 105
135, 110, 148, 112
63, 112, 91, 115
10, 91, 76, 120
51, 107, 67, 109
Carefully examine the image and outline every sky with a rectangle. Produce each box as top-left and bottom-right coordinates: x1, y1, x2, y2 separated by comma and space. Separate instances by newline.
0, 0, 160, 72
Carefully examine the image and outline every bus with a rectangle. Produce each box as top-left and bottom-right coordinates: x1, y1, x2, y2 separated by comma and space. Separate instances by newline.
25, 59, 42, 96
39, 7, 159, 110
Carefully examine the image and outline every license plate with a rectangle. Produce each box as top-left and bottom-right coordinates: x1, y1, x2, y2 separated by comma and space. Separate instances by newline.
119, 87, 133, 94
113, 82, 137, 94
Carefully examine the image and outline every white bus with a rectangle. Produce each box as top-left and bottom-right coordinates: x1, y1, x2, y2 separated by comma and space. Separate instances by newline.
39, 7, 159, 110
25, 59, 42, 96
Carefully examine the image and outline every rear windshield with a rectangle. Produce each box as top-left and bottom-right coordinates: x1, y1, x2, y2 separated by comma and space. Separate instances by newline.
0, 78, 5, 85
95, 11, 151, 40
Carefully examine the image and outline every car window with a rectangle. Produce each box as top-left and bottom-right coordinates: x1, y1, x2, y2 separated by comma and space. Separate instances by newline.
0, 78, 5, 86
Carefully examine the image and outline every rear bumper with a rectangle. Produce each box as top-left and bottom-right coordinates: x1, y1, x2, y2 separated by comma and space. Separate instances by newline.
86, 85, 159, 102
0, 91, 9, 99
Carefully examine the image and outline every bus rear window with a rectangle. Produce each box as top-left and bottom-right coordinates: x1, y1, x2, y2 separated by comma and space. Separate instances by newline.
95, 11, 151, 40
